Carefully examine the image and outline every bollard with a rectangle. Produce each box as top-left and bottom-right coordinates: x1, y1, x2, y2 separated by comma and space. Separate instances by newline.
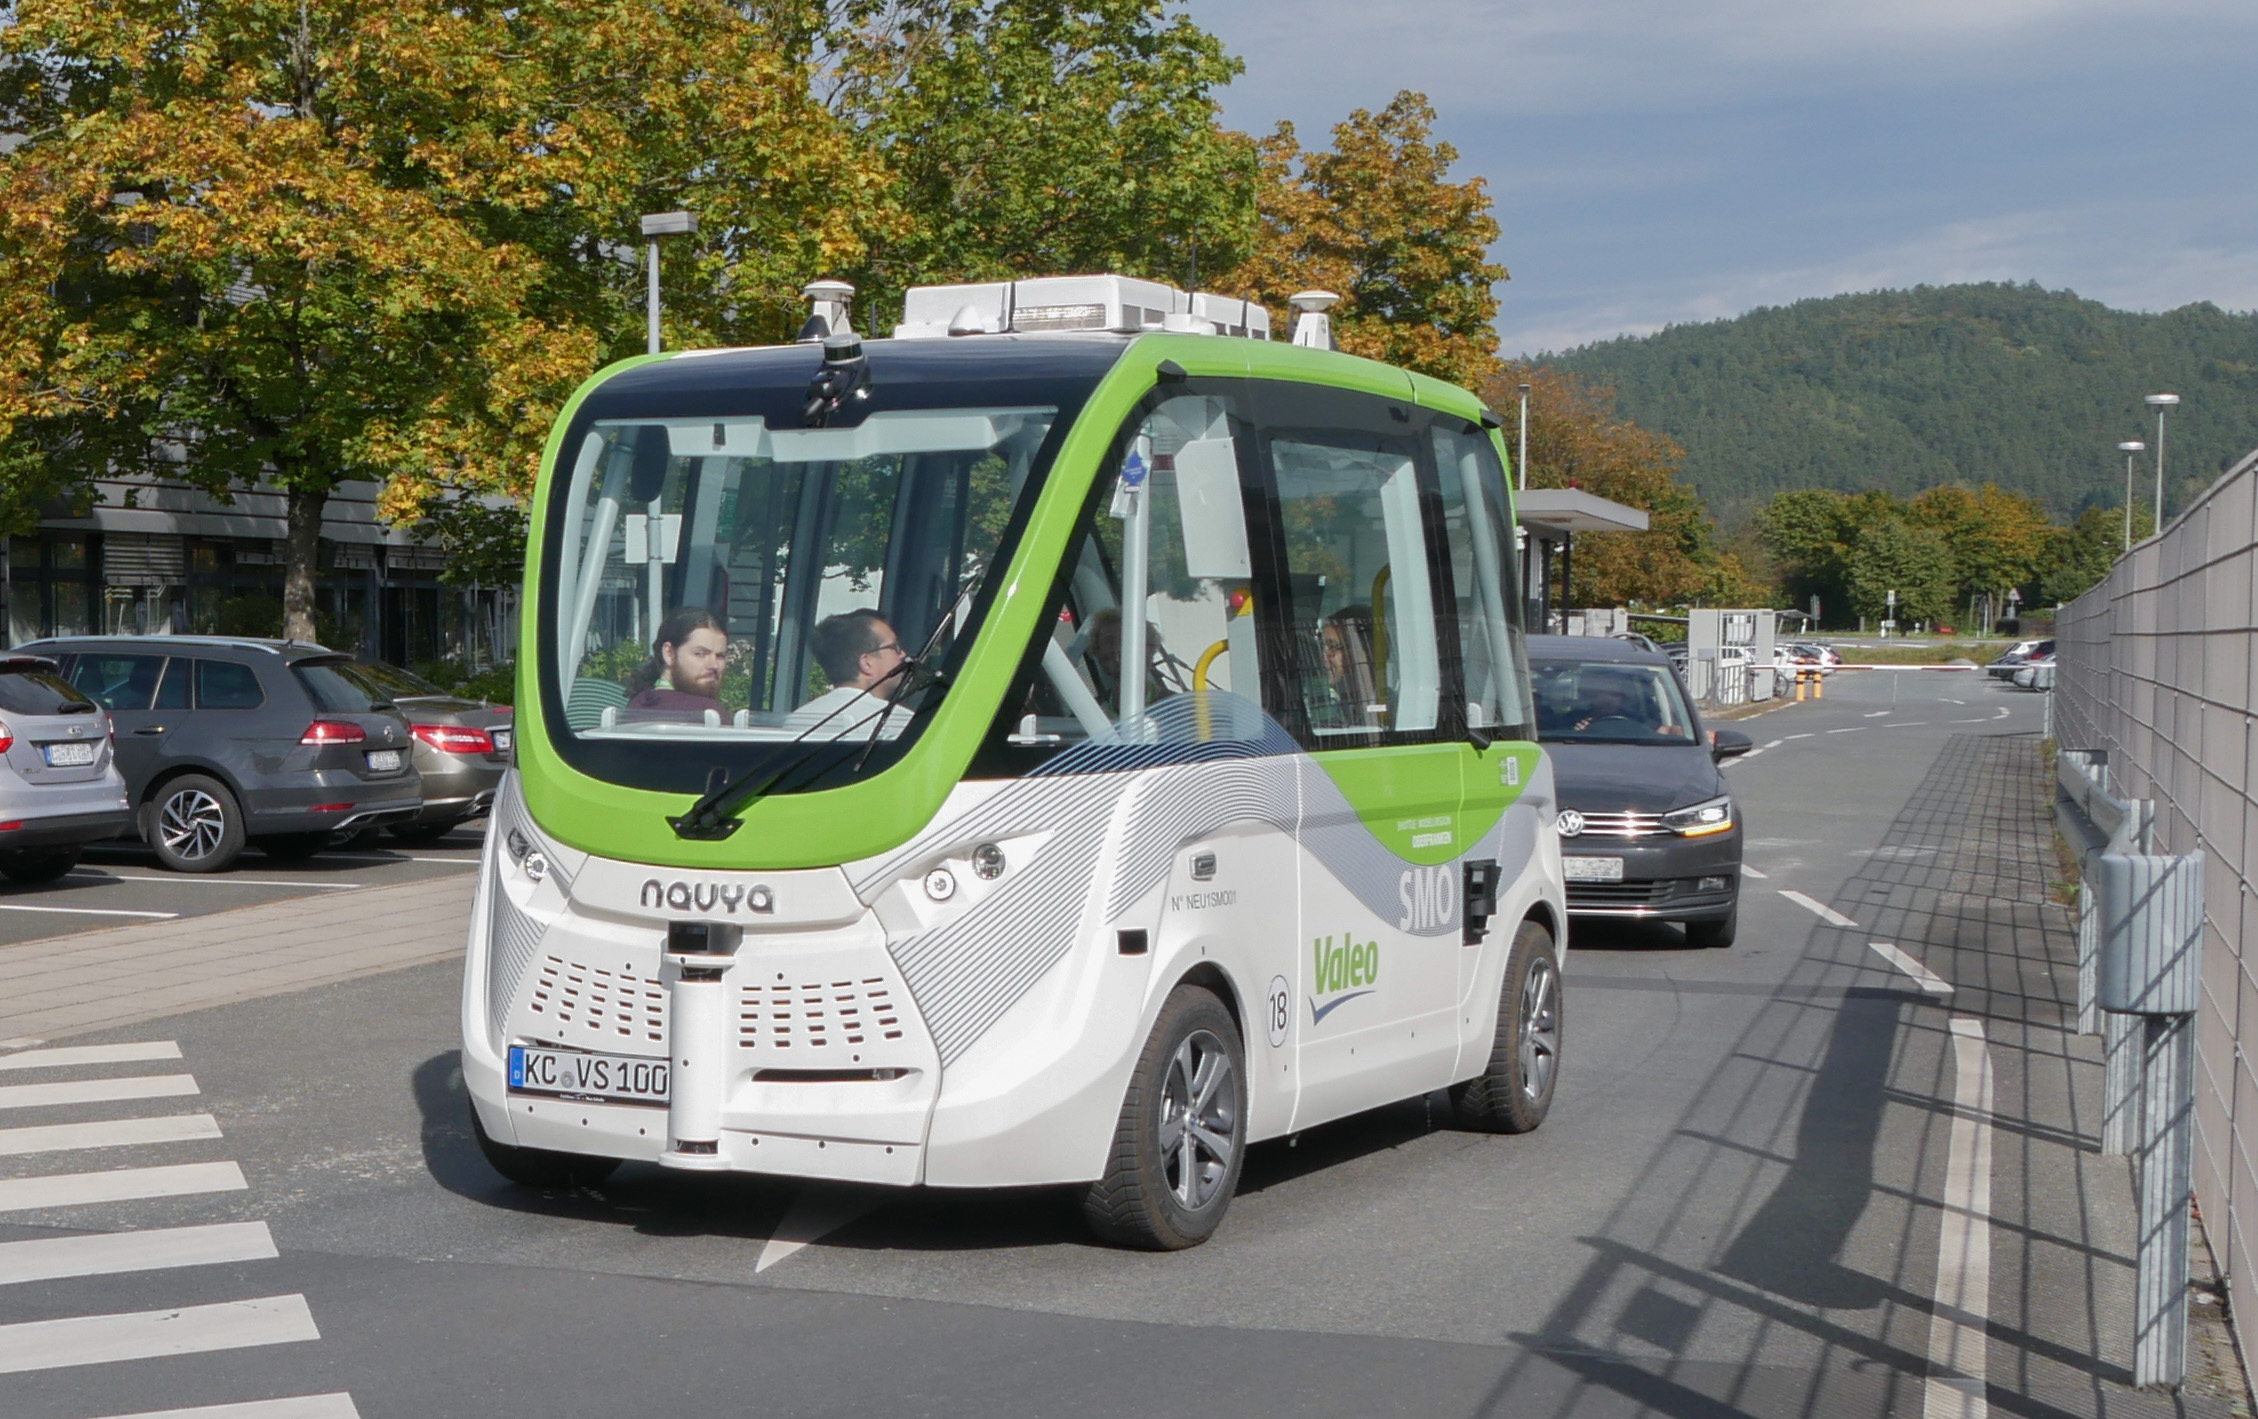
1813, 668, 1824, 700
2095, 851, 2205, 1389
660, 920, 740, 1171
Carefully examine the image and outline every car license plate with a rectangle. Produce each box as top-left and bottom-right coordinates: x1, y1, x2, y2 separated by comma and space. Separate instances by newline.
41, 741, 96, 767
1563, 855, 1625, 882
365, 748, 404, 772
491, 728, 512, 753
508, 1046, 669, 1106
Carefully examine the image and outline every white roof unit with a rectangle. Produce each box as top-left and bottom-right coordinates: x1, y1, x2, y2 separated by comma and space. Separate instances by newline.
895, 274, 1270, 341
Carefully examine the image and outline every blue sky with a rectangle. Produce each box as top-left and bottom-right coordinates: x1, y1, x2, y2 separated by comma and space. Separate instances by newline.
1192, 0, 2258, 356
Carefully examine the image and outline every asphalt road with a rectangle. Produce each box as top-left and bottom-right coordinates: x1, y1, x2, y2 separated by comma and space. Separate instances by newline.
0, 825, 485, 947
4, 670, 2184, 1419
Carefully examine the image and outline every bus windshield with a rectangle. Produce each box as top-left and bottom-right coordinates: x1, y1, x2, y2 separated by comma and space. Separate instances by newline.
544, 405, 1059, 785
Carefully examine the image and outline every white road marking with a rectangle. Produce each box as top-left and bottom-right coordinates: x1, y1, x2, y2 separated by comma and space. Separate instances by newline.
1780, 890, 1859, 928
0, 1160, 247, 1213
1740, 864, 1769, 879
1942, 698, 1967, 705
1866, 710, 1891, 717
0, 1074, 198, 1111
0, 1220, 275, 1285
1993, 707, 2010, 720
300, 854, 478, 867
1926, 1017, 1996, 1419
756, 1187, 888, 1273
1885, 721, 1930, 728
1951, 717, 1990, 724
0, 1112, 222, 1157
67, 871, 364, 890
1870, 941, 1954, 996
1786, 733, 1816, 740
1763, 739, 1785, 749
0, 1041, 180, 1070
88, 1396, 362, 1419
0, 1293, 319, 1373
1828, 727, 1863, 734
0, 902, 177, 919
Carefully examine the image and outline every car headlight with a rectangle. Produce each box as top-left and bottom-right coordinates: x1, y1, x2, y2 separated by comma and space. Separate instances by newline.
1662, 794, 1734, 837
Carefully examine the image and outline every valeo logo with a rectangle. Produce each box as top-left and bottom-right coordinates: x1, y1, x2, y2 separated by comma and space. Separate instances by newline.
1309, 932, 1380, 1024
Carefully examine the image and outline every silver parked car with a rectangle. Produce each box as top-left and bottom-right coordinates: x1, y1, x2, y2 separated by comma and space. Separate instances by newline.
0, 655, 135, 882
343, 660, 512, 842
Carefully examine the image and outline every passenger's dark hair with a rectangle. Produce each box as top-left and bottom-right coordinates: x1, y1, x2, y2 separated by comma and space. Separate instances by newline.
813, 609, 888, 686
628, 607, 724, 695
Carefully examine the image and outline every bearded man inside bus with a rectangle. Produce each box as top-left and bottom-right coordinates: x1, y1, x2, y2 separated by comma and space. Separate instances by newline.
784, 609, 911, 740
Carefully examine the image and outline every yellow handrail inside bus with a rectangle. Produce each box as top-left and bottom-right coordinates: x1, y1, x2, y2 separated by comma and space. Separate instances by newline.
1193, 639, 1229, 740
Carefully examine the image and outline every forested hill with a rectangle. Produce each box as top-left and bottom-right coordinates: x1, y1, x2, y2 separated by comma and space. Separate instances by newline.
1546, 283, 2258, 526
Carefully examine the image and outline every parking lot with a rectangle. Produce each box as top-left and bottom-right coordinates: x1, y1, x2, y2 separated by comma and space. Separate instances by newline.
0, 824, 484, 947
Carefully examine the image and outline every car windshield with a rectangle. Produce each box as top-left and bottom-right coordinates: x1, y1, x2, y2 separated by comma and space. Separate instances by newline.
541, 402, 1065, 790
0, 666, 95, 715
1532, 659, 1701, 745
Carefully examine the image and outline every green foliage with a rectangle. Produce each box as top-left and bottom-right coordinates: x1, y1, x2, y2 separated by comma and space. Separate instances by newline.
2043, 503, 2154, 604
410, 656, 517, 705
1845, 518, 1955, 624
1550, 283, 2258, 526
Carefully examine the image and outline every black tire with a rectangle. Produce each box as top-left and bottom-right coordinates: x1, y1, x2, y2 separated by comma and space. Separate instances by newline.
1686, 904, 1737, 949
469, 1099, 620, 1190
1452, 918, 1562, 1134
0, 847, 79, 884
389, 819, 463, 845
145, 774, 246, 873
256, 832, 331, 862
1083, 984, 1248, 1250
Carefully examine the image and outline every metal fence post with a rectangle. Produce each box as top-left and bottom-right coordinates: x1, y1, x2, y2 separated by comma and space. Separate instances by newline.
2104, 1010, 2141, 1155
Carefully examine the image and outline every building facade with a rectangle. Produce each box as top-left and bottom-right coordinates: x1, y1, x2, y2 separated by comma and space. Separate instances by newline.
4, 473, 516, 669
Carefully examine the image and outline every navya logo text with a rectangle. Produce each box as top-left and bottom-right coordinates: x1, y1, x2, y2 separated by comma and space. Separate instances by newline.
639, 879, 776, 914
1309, 933, 1380, 1023
1397, 865, 1459, 932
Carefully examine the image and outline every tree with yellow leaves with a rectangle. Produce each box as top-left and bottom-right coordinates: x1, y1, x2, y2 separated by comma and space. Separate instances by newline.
1232, 92, 1505, 388
0, 0, 883, 639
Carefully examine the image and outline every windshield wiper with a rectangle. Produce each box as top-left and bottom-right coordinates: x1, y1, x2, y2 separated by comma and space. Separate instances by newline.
667, 589, 974, 841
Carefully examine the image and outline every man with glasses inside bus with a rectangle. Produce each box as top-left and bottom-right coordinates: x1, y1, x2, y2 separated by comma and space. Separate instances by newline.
783, 609, 912, 741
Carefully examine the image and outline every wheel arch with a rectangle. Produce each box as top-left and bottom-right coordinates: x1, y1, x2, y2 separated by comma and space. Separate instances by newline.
1521, 898, 1561, 949
139, 761, 251, 813
1170, 960, 1248, 1044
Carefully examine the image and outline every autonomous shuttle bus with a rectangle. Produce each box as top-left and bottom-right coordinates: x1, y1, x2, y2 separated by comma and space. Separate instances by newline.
464, 274, 1568, 1248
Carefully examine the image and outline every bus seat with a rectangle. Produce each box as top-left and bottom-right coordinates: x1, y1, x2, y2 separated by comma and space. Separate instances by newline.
566, 677, 629, 732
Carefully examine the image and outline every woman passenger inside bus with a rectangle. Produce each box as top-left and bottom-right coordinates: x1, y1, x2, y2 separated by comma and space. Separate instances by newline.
781, 609, 911, 741
623, 607, 729, 721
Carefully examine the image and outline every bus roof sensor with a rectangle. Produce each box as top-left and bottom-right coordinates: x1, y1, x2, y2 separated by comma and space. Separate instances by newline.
896, 274, 1270, 342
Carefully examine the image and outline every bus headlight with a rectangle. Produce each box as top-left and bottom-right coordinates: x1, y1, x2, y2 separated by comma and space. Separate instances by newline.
1663, 795, 1734, 837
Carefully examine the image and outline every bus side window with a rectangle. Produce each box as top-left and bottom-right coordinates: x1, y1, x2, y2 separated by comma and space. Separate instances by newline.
1432, 423, 1534, 738
1262, 412, 1443, 743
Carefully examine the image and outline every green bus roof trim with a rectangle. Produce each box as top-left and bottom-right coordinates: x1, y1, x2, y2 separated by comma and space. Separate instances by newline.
514, 334, 1530, 870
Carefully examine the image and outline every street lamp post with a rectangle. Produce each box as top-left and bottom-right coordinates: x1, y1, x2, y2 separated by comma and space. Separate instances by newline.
639, 210, 698, 355
1516, 382, 1532, 492
2144, 394, 2179, 530
2117, 440, 2146, 551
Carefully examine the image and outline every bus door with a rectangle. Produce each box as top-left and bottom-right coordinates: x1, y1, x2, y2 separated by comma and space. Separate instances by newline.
1430, 421, 1541, 1053
1255, 382, 1466, 1126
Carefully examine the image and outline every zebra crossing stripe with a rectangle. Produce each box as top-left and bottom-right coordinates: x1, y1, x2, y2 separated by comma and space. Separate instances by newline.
0, 1074, 199, 1110
0, 1041, 181, 1071
0, 1220, 276, 1285
0, 1160, 246, 1213
0, 1112, 222, 1157
0, 1293, 319, 1373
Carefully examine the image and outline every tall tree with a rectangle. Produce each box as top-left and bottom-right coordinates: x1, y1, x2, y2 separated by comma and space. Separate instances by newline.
0, 0, 881, 639
823, 0, 1257, 323
1907, 483, 2057, 613
2043, 503, 2153, 605
1845, 518, 1956, 626
1234, 92, 1504, 387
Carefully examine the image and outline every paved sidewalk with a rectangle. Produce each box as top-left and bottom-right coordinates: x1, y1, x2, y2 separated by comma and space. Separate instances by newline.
0, 871, 474, 1044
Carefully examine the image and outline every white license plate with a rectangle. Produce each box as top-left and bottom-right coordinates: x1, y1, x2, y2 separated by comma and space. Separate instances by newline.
41, 741, 96, 767
1563, 855, 1625, 882
365, 749, 404, 772
491, 728, 513, 753
508, 1045, 669, 1106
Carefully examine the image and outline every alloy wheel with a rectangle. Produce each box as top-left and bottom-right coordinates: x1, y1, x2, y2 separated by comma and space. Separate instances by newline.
1519, 955, 1560, 1102
1156, 1028, 1237, 1210
159, 789, 227, 862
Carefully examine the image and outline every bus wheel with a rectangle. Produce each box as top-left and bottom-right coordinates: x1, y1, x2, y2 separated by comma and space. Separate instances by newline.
1083, 985, 1247, 1250
1452, 918, 1562, 1134
469, 1099, 619, 1190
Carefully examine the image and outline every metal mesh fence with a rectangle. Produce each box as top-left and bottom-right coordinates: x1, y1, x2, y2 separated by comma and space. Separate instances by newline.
2054, 443, 2258, 1356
